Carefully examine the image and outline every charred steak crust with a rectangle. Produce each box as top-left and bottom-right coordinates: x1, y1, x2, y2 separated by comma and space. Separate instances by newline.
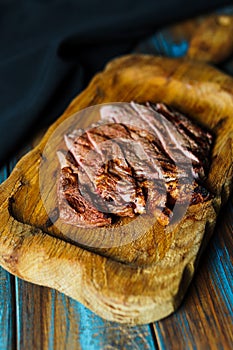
57, 152, 111, 227
57, 102, 213, 228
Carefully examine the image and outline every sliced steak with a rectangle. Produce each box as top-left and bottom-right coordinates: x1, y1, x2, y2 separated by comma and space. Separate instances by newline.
65, 125, 146, 216
57, 151, 111, 227
150, 102, 213, 178
57, 101, 213, 228
100, 103, 210, 180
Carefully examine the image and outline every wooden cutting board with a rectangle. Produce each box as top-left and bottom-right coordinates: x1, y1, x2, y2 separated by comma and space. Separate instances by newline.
0, 55, 232, 324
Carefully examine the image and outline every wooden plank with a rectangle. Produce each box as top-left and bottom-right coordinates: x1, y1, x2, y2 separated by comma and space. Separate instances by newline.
0, 269, 15, 350
15, 280, 155, 350
15, 281, 79, 350
135, 7, 233, 65
153, 198, 233, 350
0, 166, 15, 350
71, 302, 155, 350
7, 153, 155, 349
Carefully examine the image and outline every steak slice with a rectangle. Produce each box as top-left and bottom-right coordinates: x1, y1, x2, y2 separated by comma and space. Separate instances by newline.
120, 124, 178, 181
149, 102, 213, 178
64, 125, 146, 216
101, 103, 191, 164
57, 151, 111, 227
100, 103, 210, 180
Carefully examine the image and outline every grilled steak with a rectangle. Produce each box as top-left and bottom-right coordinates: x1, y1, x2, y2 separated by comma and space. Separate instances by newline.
64, 124, 146, 217
57, 151, 111, 227
150, 102, 212, 179
57, 102, 213, 227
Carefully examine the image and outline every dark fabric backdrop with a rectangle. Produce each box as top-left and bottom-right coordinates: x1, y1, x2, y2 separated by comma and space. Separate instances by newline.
0, 0, 232, 164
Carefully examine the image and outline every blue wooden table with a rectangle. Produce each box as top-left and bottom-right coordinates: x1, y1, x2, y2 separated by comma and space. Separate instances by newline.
1, 8, 233, 349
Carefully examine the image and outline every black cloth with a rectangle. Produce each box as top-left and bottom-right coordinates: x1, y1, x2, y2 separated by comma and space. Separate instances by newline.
0, 0, 232, 164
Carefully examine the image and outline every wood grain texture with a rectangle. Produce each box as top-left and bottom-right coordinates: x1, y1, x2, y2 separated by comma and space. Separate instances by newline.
136, 11, 233, 64
0, 167, 15, 350
153, 198, 233, 350
0, 55, 232, 324
0, 268, 15, 350
15, 279, 155, 350
187, 15, 233, 64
